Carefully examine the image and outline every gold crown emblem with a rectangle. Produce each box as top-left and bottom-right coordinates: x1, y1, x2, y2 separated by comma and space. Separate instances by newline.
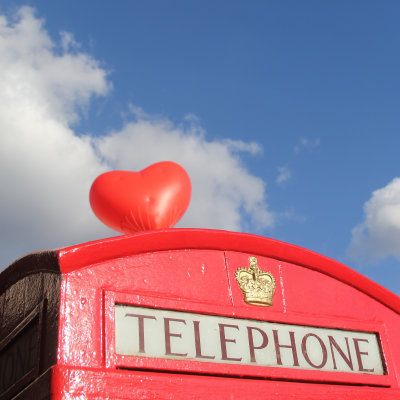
235, 257, 276, 307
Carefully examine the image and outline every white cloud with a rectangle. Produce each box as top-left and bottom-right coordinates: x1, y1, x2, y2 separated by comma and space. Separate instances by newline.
0, 7, 273, 269
0, 6, 113, 267
349, 178, 400, 262
95, 116, 273, 232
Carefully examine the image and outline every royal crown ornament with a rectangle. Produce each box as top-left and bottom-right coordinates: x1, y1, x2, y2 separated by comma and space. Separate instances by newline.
235, 257, 276, 306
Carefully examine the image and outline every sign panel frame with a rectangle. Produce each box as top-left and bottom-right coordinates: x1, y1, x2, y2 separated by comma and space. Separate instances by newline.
115, 304, 385, 374
104, 289, 395, 387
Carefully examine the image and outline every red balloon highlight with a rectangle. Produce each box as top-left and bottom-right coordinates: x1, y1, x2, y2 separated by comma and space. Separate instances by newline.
89, 161, 191, 233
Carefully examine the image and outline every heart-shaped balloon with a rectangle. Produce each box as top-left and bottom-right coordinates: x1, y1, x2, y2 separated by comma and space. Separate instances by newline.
89, 161, 191, 233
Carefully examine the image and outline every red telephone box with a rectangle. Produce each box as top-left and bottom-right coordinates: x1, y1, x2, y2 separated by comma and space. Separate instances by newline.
1, 228, 400, 399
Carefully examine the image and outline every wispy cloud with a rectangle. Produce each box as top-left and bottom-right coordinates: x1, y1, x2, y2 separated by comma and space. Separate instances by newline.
276, 165, 291, 184
294, 137, 321, 154
0, 7, 273, 268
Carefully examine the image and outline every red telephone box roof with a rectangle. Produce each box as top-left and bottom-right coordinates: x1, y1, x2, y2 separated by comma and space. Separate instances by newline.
57, 228, 400, 315
3, 228, 400, 399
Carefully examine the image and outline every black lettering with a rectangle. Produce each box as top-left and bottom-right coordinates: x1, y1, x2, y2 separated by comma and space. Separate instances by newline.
247, 326, 268, 363
219, 324, 242, 361
194, 321, 215, 359
125, 313, 156, 353
273, 330, 299, 366
164, 318, 188, 357
301, 333, 328, 369
353, 338, 374, 372
329, 336, 353, 370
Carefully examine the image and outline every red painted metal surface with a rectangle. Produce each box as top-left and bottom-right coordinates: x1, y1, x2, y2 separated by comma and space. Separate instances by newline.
50, 229, 400, 399
50, 366, 400, 400
59, 229, 400, 314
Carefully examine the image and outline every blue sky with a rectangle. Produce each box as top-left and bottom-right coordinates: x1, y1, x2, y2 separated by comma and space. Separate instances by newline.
0, 1, 399, 294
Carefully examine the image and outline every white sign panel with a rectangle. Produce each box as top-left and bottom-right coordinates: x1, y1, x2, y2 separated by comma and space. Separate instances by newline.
115, 305, 385, 375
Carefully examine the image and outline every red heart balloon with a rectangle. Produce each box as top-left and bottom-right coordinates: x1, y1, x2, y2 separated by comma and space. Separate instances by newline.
89, 161, 191, 233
